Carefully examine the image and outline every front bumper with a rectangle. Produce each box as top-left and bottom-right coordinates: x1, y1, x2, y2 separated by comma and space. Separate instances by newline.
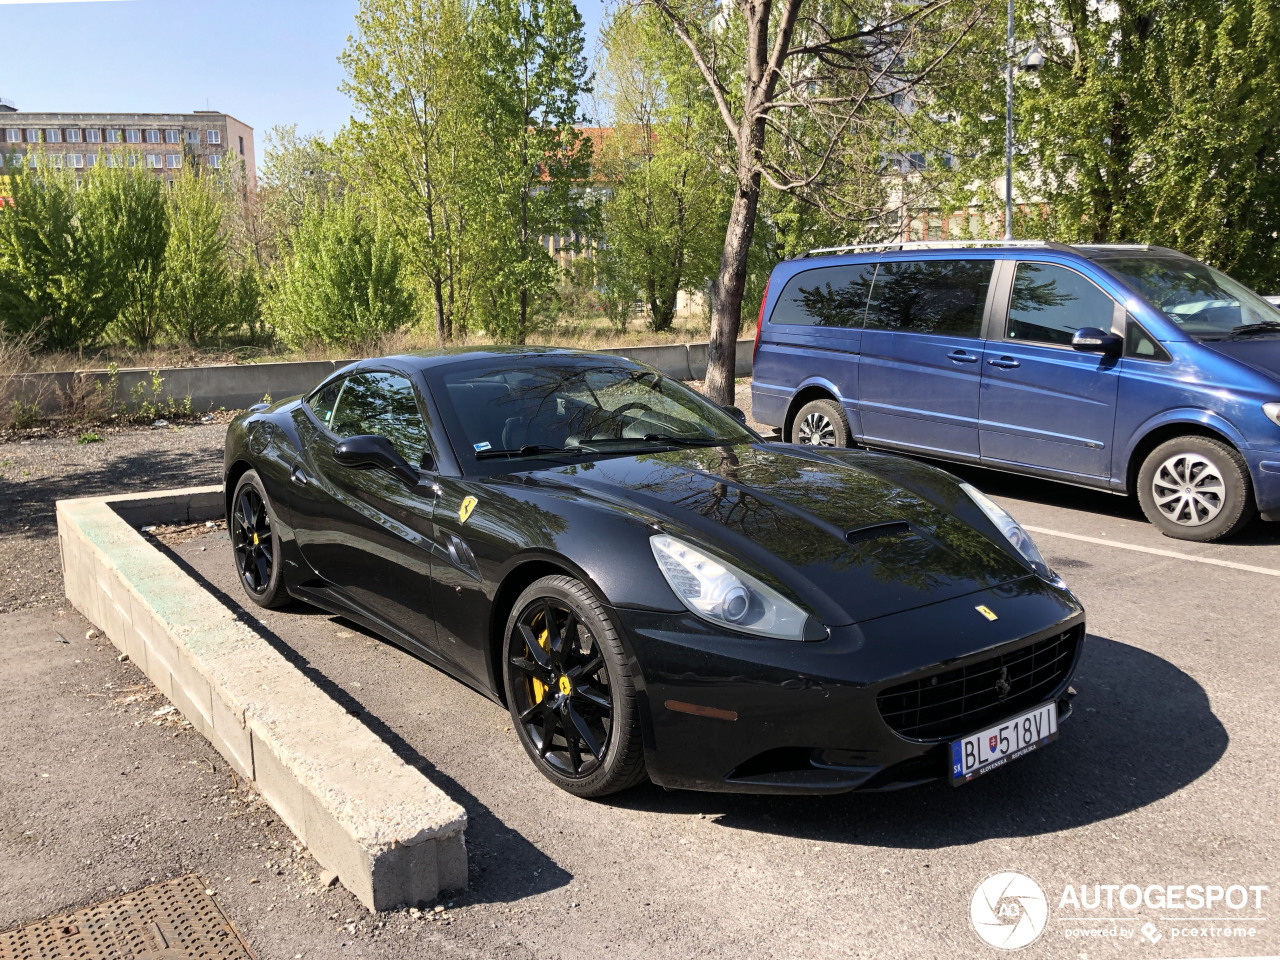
615, 577, 1085, 794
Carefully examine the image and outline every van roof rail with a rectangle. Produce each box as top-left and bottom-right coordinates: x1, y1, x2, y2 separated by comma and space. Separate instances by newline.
801, 239, 1075, 258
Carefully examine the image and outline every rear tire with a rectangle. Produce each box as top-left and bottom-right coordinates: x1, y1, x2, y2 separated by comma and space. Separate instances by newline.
790, 398, 850, 448
229, 470, 291, 608
1136, 435, 1254, 542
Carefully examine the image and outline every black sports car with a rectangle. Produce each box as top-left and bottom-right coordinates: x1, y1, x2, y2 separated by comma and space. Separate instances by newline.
224, 348, 1084, 797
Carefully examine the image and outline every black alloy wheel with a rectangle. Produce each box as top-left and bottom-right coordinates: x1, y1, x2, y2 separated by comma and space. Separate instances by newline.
230, 470, 289, 608
503, 576, 646, 797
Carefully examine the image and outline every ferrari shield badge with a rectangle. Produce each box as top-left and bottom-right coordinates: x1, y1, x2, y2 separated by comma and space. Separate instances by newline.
975, 604, 998, 621
459, 496, 478, 524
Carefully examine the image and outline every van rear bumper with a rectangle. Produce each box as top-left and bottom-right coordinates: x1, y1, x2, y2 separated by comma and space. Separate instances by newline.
749, 381, 791, 429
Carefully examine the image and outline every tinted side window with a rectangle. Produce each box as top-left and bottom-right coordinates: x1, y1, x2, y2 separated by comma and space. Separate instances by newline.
307, 378, 343, 426
865, 260, 992, 337
330, 372, 428, 465
1125, 317, 1172, 362
1007, 263, 1116, 345
770, 264, 875, 327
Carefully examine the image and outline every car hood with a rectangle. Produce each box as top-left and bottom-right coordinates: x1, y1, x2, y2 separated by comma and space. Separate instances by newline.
521, 443, 1032, 625
1201, 337, 1280, 381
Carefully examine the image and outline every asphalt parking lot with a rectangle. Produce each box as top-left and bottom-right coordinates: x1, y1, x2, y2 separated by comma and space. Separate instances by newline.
3, 414, 1279, 959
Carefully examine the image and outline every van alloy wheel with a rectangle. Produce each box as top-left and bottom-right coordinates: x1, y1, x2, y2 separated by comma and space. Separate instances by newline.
1151, 452, 1225, 527
798, 411, 837, 446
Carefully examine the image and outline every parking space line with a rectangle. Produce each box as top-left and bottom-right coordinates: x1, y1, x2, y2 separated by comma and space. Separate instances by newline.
1023, 525, 1280, 578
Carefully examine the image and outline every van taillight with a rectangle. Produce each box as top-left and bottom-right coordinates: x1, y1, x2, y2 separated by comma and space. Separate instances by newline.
753, 279, 770, 361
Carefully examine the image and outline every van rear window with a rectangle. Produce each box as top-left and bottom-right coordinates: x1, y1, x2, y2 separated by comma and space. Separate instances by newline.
769, 264, 875, 327
865, 260, 992, 337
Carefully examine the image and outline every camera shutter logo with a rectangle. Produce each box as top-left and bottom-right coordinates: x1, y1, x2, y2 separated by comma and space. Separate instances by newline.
970, 871, 1049, 950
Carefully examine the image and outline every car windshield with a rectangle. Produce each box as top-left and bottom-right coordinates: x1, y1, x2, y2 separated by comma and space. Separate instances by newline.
430, 358, 756, 461
1104, 257, 1280, 340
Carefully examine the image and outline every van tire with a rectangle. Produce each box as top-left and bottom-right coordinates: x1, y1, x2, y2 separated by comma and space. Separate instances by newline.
790, 398, 850, 448
1136, 435, 1254, 542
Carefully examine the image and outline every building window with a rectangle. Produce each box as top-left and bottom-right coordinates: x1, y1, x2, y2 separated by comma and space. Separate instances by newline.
46, 129, 62, 143
185, 130, 199, 144
145, 130, 160, 143
5, 130, 18, 143
165, 154, 181, 168
146, 154, 163, 168
106, 154, 121, 168
25, 128, 39, 143
208, 154, 221, 169
106, 130, 121, 143
85, 153, 97, 168
206, 129, 221, 145
28, 154, 38, 168
238, 136, 244, 156
49, 154, 63, 168
126, 129, 140, 143
67, 154, 84, 169
127, 154, 138, 167
85, 129, 100, 143
165, 129, 180, 144
66, 129, 81, 143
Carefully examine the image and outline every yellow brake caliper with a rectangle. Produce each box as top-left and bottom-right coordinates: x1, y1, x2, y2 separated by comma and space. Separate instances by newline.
529, 613, 550, 704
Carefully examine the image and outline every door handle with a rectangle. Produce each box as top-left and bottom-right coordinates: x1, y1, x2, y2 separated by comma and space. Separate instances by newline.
947, 350, 979, 363
987, 357, 1021, 369
290, 464, 309, 486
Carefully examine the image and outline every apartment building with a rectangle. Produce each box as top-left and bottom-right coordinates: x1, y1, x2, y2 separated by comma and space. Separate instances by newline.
0, 106, 256, 191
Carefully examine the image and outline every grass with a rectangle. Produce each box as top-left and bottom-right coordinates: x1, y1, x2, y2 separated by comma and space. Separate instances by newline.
10, 309, 752, 375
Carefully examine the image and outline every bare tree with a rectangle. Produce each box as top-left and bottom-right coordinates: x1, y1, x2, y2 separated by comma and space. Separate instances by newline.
639, 0, 989, 404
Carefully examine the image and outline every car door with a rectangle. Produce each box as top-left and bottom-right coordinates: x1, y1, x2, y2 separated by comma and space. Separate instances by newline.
753, 262, 872, 434
979, 260, 1122, 480
856, 258, 995, 459
291, 370, 441, 649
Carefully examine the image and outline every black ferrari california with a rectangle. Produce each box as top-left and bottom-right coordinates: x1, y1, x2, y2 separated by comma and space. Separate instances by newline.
224, 348, 1084, 797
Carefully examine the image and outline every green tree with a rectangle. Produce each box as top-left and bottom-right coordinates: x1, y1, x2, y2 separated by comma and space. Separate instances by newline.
267, 196, 416, 348
473, 0, 593, 343
638, 0, 984, 403
0, 154, 122, 350
928, 0, 1280, 287
596, 6, 726, 333
162, 169, 236, 345
78, 155, 170, 349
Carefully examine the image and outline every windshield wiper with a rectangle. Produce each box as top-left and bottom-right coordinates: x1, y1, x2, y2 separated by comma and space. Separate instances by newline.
473, 444, 579, 460
1228, 320, 1280, 338
641, 434, 733, 446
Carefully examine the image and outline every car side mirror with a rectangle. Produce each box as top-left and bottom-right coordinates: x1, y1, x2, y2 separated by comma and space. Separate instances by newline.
1072, 327, 1123, 355
723, 405, 748, 425
333, 434, 418, 486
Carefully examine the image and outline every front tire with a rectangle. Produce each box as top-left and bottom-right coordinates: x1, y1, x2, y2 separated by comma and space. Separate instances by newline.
1136, 435, 1254, 542
503, 575, 647, 798
229, 469, 290, 608
790, 398, 850, 447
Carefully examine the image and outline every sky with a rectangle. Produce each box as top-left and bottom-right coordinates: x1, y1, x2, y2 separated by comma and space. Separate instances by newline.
0, 0, 609, 160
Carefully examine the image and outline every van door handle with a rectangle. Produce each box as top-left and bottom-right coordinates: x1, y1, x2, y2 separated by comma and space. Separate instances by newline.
947, 350, 979, 363
988, 357, 1021, 369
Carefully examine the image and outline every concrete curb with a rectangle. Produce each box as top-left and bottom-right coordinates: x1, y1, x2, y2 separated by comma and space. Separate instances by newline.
57, 486, 468, 912
15, 340, 753, 414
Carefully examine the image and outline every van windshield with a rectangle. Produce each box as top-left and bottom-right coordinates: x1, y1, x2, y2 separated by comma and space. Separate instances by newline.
1105, 257, 1280, 341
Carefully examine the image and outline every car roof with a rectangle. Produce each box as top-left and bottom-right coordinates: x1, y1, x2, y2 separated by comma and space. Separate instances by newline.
785, 240, 1194, 270
343, 345, 634, 375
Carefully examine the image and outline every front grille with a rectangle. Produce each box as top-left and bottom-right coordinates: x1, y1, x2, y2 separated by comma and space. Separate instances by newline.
877, 626, 1081, 741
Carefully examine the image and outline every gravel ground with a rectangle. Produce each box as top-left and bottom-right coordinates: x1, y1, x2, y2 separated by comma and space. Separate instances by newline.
0, 423, 227, 613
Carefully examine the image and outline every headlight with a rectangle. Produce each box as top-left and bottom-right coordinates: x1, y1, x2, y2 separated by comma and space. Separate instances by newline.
960, 483, 1060, 585
1264, 402, 1280, 427
650, 534, 815, 640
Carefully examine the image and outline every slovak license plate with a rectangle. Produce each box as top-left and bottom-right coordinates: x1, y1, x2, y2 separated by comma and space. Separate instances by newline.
950, 702, 1057, 786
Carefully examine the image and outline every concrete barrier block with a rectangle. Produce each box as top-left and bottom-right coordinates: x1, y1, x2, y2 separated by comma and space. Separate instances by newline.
602, 344, 692, 380
57, 485, 469, 912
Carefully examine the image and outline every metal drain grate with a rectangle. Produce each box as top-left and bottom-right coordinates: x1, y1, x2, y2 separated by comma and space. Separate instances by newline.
0, 875, 255, 960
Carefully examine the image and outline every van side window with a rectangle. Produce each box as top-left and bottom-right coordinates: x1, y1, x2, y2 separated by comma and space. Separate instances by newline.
865, 260, 991, 337
769, 264, 874, 327
1125, 317, 1172, 362
1007, 263, 1116, 345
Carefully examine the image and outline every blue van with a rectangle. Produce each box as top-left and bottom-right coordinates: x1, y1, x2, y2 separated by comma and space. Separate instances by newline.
751, 241, 1280, 542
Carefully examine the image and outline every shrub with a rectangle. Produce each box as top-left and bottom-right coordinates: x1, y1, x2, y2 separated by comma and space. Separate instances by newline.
162, 170, 236, 345
268, 196, 415, 349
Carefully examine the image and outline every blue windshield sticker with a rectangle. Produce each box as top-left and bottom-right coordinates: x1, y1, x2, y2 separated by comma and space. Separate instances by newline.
474, 441, 492, 452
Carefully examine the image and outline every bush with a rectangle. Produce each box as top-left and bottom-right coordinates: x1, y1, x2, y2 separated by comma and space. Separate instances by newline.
267, 196, 415, 348
162, 170, 237, 345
